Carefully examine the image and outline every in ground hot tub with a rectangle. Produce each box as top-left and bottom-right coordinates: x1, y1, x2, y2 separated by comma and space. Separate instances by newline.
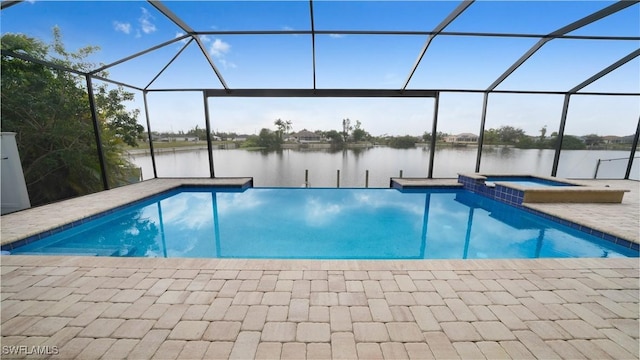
458, 173, 628, 204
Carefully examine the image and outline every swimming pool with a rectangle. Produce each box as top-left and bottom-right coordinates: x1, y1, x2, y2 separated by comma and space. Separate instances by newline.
485, 176, 575, 188
6, 187, 636, 259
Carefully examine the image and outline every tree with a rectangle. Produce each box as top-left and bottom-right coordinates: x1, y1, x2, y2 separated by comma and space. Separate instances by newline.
483, 128, 500, 144
539, 125, 547, 142
583, 134, 603, 148
256, 128, 281, 149
342, 118, 352, 142
352, 120, 369, 142
561, 135, 587, 150
186, 125, 207, 140
389, 135, 417, 148
325, 130, 344, 146
562, 135, 587, 150
274, 118, 292, 141
1, 29, 144, 206
497, 125, 526, 143
423, 131, 447, 142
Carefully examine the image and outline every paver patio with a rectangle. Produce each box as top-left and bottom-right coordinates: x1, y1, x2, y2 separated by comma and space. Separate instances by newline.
1, 179, 638, 359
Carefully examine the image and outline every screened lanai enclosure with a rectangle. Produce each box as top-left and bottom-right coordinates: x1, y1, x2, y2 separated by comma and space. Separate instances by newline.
1, 0, 639, 206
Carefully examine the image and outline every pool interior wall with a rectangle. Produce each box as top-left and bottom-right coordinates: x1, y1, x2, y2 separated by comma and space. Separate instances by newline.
395, 176, 637, 251
456, 173, 629, 205
3, 187, 637, 259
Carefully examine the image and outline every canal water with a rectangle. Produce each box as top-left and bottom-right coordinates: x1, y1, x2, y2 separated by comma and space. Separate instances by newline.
129, 147, 638, 187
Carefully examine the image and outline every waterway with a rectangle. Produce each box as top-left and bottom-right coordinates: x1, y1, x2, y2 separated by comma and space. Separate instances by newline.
128, 146, 638, 188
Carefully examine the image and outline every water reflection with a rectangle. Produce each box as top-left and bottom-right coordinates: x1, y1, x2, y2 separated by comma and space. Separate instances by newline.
131, 147, 637, 186
12, 188, 636, 259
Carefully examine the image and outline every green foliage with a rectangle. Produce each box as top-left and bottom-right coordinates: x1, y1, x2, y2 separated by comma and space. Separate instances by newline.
242, 129, 281, 149
423, 131, 447, 142
561, 135, 587, 150
95, 87, 143, 147
274, 119, 292, 140
483, 128, 500, 144
325, 130, 344, 146
342, 118, 352, 142
539, 125, 547, 142
1, 30, 143, 206
186, 125, 207, 140
583, 134, 603, 147
484, 126, 526, 145
352, 120, 370, 142
388, 135, 418, 148
497, 125, 526, 143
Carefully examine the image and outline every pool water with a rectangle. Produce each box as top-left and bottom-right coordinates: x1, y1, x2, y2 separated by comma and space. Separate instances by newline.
486, 176, 574, 187
8, 188, 636, 259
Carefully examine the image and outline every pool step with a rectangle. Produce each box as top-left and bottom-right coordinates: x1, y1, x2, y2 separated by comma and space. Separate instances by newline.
13, 246, 136, 257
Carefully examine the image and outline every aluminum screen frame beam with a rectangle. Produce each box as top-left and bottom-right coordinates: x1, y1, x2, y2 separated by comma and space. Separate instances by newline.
205, 89, 437, 98
309, 0, 317, 90
1, 49, 85, 76
475, 92, 490, 173
142, 91, 158, 179
147, 0, 229, 91
428, 93, 440, 178
402, 0, 474, 91
90, 35, 191, 75
145, 38, 194, 90
626, 117, 640, 180
0, 0, 22, 10
551, 49, 640, 176
203, 91, 215, 178
194, 29, 639, 41
568, 49, 640, 94
85, 75, 110, 190
624, 117, 640, 180
486, 0, 638, 92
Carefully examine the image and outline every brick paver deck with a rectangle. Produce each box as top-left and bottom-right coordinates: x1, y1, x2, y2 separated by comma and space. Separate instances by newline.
1, 257, 638, 359
1, 179, 638, 359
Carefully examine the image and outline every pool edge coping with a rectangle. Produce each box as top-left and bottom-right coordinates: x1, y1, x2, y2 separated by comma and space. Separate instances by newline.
2, 177, 637, 258
0, 177, 253, 248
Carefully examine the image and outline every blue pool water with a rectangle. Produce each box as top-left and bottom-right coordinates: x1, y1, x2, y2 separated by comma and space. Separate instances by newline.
486, 176, 575, 188
7, 188, 636, 259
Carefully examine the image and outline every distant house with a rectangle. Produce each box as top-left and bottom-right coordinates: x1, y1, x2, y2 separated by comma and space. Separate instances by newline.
602, 135, 623, 144
444, 133, 478, 143
158, 136, 199, 142
290, 130, 322, 143
233, 135, 249, 142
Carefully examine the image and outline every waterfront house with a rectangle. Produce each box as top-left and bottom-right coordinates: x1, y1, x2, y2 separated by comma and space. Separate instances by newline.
291, 130, 323, 143
444, 133, 479, 144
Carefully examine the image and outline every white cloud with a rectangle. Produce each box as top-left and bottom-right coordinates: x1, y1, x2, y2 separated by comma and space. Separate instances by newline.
209, 38, 237, 68
114, 8, 156, 38
139, 7, 157, 34
210, 38, 231, 57
199, 35, 211, 43
113, 21, 131, 34
219, 59, 238, 69
329, 34, 345, 39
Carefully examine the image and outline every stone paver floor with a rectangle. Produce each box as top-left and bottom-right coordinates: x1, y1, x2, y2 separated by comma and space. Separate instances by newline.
1, 178, 638, 359
1, 256, 638, 359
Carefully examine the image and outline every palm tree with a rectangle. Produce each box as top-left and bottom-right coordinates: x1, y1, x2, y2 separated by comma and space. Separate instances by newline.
274, 119, 293, 140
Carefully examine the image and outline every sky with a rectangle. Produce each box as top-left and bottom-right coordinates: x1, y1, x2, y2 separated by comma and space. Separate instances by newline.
2, 0, 639, 137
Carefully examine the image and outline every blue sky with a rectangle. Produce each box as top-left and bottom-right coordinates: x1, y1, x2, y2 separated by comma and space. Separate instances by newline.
2, 1, 639, 136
